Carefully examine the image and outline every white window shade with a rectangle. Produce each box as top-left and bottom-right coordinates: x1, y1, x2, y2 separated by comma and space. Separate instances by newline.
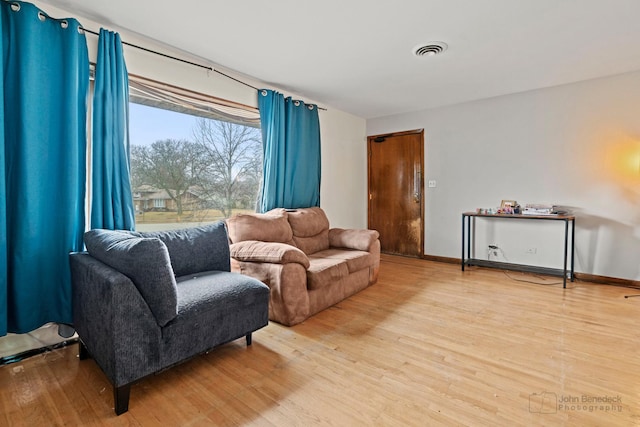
128, 74, 260, 127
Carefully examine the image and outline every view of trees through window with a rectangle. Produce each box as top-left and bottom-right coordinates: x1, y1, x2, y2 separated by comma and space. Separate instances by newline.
129, 102, 262, 231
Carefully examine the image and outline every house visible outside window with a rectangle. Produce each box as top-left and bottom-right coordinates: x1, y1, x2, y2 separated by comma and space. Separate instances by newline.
128, 75, 262, 232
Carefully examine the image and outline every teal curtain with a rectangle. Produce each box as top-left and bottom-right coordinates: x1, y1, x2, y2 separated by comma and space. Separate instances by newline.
0, 0, 6, 339
91, 29, 135, 230
258, 89, 321, 212
0, 1, 89, 335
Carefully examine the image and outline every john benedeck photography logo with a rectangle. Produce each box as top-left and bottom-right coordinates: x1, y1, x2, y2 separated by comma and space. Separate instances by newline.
529, 391, 623, 414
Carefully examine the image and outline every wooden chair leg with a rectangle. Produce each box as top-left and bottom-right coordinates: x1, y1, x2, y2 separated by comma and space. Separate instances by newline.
114, 384, 131, 415
78, 341, 90, 360
246, 333, 252, 346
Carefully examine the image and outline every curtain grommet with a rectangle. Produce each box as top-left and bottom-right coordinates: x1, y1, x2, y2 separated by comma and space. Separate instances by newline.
261, 90, 268, 96
308, 105, 315, 110
78, 26, 85, 34
294, 100, 300, 107
37, 11, 46, 22
60, 20, 68, 29
10, 2, 20, 12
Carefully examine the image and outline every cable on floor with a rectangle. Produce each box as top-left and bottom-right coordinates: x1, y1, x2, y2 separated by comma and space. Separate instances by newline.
502, 270, 568, 287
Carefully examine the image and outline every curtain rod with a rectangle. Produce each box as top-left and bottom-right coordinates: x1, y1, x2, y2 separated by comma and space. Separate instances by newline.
82, 27, 327, 111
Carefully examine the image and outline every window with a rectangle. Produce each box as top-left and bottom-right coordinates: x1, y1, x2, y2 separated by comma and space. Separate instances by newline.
128, 76, 262, 232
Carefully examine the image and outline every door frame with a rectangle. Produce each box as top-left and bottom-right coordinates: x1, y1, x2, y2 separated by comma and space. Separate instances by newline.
367, 129, 425, 257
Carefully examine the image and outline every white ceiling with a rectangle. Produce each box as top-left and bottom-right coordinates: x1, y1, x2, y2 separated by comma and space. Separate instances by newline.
40, 0, 640, 119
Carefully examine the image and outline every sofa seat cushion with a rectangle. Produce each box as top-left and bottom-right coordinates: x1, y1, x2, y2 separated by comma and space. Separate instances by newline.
312, 248, 373, 274
306, 257, 349, 290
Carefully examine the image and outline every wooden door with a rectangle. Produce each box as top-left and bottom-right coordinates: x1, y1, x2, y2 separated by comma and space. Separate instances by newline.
368, 130, 424, 257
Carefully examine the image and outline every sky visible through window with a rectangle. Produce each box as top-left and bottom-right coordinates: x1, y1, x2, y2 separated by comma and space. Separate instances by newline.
128, 102, 262, 231
129, 103, 196, 147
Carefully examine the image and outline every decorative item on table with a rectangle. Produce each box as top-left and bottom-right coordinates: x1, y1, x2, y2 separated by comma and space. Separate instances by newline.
523, 203, 554, 215
551, 205, 570, 215
498, 200, 517, 214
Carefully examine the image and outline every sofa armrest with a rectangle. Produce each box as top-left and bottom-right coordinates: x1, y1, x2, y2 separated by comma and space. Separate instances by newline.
328, 228, 380, 252
69, 252, 162, 386
230, 240, 310, 269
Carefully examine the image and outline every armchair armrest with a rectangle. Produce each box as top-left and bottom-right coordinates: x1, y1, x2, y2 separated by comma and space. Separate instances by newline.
328, 228, 380, 252
69, 253, 162, 386
230, 240, 310, 269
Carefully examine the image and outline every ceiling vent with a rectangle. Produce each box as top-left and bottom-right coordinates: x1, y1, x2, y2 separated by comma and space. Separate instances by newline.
413, 42, 448, 57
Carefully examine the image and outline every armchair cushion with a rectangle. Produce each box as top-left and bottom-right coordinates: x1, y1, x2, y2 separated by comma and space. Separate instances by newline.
328, 228, 380, 252
226, 208, 293, 244
175, 271, 269, 317
84, 229, 178, 327
137, 222, 231, 276
230, 240, 310, 268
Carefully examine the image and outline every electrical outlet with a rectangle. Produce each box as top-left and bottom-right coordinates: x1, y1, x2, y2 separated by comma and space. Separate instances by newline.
487, 244, 500, 260
428, 180, 437, 188
526, 247, 537, 254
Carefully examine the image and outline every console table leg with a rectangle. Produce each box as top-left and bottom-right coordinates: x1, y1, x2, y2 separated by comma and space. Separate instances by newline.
563, 219, 569, 288
571, 219, 575, 282
461, 215, 465, 271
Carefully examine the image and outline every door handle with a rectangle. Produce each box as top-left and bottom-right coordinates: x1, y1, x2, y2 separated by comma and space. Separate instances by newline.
414, 170, 421, 203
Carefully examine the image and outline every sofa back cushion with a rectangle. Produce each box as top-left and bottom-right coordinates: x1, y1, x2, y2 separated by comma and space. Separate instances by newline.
287, 207, 330, 255
226, 208, 294, 244
137, 221, 231, 276
84, 229, 178, 327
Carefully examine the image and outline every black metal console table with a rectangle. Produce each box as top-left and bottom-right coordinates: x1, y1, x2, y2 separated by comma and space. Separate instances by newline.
461, 212, 575, 288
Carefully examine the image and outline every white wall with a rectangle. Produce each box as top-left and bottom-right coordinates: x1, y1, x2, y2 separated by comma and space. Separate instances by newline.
368, 71, 640, 280
318, 109, 368, 229
33, 1, 369, 229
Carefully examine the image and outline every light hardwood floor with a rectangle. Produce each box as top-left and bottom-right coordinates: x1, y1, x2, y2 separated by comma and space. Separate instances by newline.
1, 255, 639, 426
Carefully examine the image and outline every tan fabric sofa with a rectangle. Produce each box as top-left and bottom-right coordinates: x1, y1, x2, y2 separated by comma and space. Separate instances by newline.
226, 207, 380, 326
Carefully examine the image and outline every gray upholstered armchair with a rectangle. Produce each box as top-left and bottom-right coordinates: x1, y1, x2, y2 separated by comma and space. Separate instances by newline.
69, 222, 269, 415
